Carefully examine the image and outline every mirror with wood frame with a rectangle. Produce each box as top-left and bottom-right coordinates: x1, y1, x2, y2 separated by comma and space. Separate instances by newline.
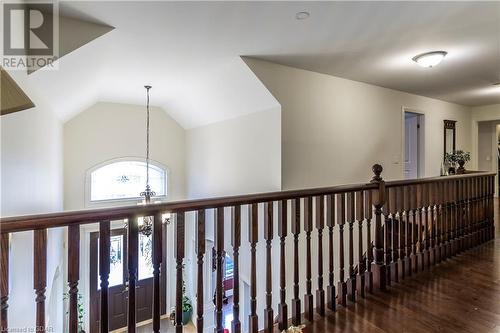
444, 120, 456, 160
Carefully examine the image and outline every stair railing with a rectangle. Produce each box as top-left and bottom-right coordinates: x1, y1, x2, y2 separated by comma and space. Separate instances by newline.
0, 165, 495, 333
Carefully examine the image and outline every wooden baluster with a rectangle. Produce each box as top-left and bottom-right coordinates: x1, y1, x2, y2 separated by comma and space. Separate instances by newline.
422, 183, 430, 269
480, 177, 484, 242
474, 177, 478, 245
304, 197, 314, 321
383, 188, 391, 286
444, 180, 451, 258
277, 200, 288, 331
231, 207, 241, 333
337, 193, 347, 305
291, 199, 301, 326
416, 184, 424, 271
248, 203, 259, 333
128, 216, 139, 333
34, 229, 47, 332
455, 179, 460, 254
478, 177, 483, 244
432, 182, 438, 258
264, 202, 274, 332
410, 185, 418, 273
356, 191, 365, 297
99, 221, 111, 333
396, 187, 405, 279
346, 192, 357, 300
315, 196, 326, 315
175, 212, 185, 333
388, 187, 398, 283
326, 195, 336, 308
448, 180, 455, 257
196, 210, 206, 333
439, 181, 446, 261
441, 181, 450, 260
364, 190, 374, 293
470, 178, 474, 246
489, 176, 495, 239
429, 183, 436, 265
403, 186, 411, 277
450, 179, 454, 255
0, 233, 8, 332
68, 225, 80, 333
457, 179, 463, 253
153, 213, 163, 333
371, 164, 386, 291
215, 208, 224, 333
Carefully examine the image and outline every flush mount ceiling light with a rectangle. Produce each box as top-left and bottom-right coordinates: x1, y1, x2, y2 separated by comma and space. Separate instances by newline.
296, 11, 310, 20
412, 51, 448, 68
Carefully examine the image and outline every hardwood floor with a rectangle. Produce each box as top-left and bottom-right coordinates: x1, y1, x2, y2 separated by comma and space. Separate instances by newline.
300, 198, 500, 333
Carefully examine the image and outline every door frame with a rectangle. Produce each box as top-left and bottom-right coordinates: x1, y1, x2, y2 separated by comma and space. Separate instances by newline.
402, 107, 425, 179
89, 225, 167, 332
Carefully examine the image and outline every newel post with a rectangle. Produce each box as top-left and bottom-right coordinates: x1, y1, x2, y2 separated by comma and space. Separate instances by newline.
370, 164, 387, 291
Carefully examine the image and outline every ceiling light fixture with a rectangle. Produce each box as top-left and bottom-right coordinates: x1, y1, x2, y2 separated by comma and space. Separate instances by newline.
412, 51, 447, 68
295, 11, 310, 20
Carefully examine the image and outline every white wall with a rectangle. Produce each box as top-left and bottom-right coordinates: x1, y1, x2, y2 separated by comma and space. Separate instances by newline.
1, 105, 64, 332
186, 108, 281, 198
244, 58, 473, 189
63, 102, 187, 210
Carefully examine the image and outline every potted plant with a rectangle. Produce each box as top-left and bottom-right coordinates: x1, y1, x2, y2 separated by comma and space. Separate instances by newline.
169, 281, 193, 325
63, 293, 85, 333
454, 150, 471, 174
445, 150, 471, 175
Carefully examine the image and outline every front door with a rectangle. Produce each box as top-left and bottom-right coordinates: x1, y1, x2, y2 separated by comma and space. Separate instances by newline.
89, 228, 166, 332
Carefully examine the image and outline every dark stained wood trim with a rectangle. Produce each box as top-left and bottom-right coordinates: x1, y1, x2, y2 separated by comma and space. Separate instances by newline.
127, 215, 138, 333
175, 212, 185, 333
152, 213, 162, 333
0, 234, 8, 331
68, 225, 80, 333
99, 221, 110, 333
34, 229, 47, 331
277, 200, 288, 331
231, 206, 241, 333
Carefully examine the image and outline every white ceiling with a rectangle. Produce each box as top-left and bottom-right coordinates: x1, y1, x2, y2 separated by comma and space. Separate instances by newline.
20, 1, 500, 128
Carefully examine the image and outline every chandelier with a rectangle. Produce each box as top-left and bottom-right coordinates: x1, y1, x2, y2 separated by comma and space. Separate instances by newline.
138, 85, 155, 236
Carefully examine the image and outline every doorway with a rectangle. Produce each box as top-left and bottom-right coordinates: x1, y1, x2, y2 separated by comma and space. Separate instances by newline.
403, 111, 424, 179
89, 227, 167, 332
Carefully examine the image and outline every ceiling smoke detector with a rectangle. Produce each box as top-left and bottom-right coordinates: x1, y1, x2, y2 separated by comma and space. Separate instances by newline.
296, 11, 310, 20
412, 51, 448, 68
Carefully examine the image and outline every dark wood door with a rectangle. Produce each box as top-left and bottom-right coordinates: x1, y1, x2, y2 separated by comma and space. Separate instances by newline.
89, 228, 166, 332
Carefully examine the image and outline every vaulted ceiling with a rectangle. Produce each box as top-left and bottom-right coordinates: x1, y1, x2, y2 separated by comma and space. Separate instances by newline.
15, 1, 500, 128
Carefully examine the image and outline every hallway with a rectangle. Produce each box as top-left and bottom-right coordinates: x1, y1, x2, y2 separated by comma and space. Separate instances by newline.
302, 199, 500, 333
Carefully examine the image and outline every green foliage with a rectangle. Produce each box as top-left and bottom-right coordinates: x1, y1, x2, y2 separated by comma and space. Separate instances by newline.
63, 293, 85, 331
182, 281, 193, 312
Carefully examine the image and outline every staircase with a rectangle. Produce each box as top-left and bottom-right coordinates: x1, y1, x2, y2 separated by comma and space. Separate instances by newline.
0, 165, 496, 333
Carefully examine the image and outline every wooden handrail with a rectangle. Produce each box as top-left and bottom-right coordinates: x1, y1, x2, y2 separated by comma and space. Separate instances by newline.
0, 172, 495, 234
0, 182, 377, 233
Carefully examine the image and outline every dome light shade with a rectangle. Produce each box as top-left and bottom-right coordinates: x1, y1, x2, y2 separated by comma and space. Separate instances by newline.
412, 51, 447, 68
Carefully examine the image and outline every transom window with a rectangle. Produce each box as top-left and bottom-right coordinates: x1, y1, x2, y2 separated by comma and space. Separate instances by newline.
89, 159, 167, 202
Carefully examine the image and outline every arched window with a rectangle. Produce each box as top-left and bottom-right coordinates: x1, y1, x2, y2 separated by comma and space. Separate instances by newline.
87, 158, 167, 203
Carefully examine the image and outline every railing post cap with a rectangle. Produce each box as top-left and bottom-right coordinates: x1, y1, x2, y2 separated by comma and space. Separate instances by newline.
371, 164, 383, 183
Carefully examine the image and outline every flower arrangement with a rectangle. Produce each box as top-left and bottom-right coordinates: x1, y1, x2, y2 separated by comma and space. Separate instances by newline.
444, 150, 471, 174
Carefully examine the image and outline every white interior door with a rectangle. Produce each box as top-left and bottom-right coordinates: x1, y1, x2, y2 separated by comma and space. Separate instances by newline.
404, 115, 419, 179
